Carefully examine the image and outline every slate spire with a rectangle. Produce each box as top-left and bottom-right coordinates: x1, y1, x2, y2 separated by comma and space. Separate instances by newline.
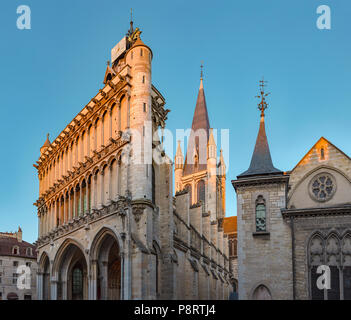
238, 79, 282, 178
183, 65, 210, 176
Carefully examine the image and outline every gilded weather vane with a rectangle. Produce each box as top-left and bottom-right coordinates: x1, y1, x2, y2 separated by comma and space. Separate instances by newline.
255, 77, 270, 117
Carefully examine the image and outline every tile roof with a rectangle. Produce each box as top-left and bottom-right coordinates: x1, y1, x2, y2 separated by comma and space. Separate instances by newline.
0, 236, 37, 259
223, 216, 237, 234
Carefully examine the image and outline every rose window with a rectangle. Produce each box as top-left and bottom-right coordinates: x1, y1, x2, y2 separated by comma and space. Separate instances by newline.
309, 173, 336, 202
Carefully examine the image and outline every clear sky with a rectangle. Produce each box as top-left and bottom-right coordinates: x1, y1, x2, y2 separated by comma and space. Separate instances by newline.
0, 0, 350, 243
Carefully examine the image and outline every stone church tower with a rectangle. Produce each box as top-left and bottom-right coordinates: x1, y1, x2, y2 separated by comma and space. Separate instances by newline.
174, 71, 226, 224
232, 81, 293, 300
33, 19, 232, 300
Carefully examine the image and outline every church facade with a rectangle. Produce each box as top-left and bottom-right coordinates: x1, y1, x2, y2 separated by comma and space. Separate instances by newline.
33, 21, 231, 300
232, 82, 351, 300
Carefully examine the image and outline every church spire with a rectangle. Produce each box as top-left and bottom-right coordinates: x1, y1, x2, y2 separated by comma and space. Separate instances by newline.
183, 65, 211, 176
238, 79, 282, 178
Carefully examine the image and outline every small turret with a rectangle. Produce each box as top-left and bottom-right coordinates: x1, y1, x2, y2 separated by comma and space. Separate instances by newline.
174, 141, 184, 192
207, 128, 217, 160
40, 133, 51, 155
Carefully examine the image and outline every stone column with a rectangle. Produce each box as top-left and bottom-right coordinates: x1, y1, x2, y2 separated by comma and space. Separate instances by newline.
50, 279, 57, 300
98, 171, 104, 208
37, 272, 43, 300
53, 200, 56, 229
75, 140, 79, 165
87, 129, 90, 157
92, 174, 96, 210
101, 116, 104, 146
68, 192, 72, 221
86, 180, 89, 214
109, 108, 112, 139
94, 123, 97, 150
63, 195, 66, 224
79, 183, 83, 216
38, 213, 42, 237
73, 188, 76, 218
88, 260, 98, 300
70, 145, 73, 171
107, 165, 112, 204
127, 95, 130, 129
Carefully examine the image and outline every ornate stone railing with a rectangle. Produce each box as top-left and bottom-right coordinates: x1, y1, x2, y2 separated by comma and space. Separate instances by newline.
36, 196, 131, 247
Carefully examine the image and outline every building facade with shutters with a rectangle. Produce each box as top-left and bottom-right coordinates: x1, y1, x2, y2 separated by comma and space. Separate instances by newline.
0, 228, 37, 300
33, 20, 232, 300
232, 83, 351, 300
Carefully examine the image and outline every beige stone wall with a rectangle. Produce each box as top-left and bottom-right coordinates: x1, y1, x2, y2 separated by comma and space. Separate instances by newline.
288, 138, 351, 208
236, 181, 293, 300
0, 255, 37, 300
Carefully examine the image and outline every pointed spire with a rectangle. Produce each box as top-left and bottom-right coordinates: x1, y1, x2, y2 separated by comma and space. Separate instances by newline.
43, 133, 51, 147
238, 79, 281, 178
218, 149, 226, 176
175, 140, 184, 169
176, 140, 183, 157
183, 66, 211, 175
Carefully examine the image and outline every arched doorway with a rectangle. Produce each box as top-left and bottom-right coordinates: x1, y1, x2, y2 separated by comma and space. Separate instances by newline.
91, 229, 122, 300
42, 254, 51, 300
252, 284, 272, 300
7, 292, 18, 300
54, 242, 88, 300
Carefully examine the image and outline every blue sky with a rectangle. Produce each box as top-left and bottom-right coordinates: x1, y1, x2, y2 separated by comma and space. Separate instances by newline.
0, 1, 350, 243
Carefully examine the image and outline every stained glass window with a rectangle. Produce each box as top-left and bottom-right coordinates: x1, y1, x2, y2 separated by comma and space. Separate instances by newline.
72, 267, 83, 296
255, 196, 266, 232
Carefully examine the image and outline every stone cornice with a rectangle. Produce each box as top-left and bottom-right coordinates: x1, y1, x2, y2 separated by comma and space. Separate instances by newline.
231, 174, 289, 191
37, 197, 130, 247
281, 205, 351, 219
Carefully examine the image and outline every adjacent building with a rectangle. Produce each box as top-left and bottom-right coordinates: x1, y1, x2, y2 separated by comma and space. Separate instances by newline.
33, 20, 231, 300
223, 216, 238, 290
0, 227, 37, 300
232, 81, 351, 300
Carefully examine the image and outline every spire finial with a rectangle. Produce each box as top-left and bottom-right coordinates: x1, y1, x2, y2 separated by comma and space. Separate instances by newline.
130, 8, 134, 34
200, 62, 204, 80
255, 77, 270, 118
107, 60, 110, 66
47, 133, 49, 139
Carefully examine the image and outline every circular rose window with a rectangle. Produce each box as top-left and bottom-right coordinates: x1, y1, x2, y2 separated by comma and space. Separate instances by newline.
309, 173, 336, 202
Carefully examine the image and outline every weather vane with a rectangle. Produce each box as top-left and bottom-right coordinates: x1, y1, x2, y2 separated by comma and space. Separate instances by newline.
255, 77, 270, 117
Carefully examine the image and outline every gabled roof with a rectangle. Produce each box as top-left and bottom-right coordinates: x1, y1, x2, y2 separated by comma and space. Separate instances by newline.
183, 78, 210, 176
290, 136, 351, 173
238, 115, 282, 178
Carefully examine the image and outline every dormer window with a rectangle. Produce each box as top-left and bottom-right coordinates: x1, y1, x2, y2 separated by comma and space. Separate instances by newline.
26, 248, 32, 256
12, 246, 19, 255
